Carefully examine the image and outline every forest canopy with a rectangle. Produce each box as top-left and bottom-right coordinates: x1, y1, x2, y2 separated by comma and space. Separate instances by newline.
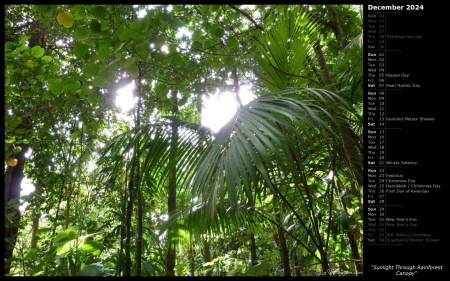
4, 4, 363, 276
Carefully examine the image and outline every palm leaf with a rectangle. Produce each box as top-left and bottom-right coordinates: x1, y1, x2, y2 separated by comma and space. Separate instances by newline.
253, 5, 321, 90
191, 87, 349, 219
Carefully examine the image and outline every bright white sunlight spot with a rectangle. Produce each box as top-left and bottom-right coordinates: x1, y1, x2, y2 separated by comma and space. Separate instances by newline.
161, 45, 169, 54
202, 85, 255, 132
20, 149, 35, 210
20, 178, 35, 212
115, 82, 136, 112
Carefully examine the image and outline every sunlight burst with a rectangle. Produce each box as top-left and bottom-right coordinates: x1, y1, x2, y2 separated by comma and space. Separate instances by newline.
115, 82, 136, 112
202, 85, 255, 132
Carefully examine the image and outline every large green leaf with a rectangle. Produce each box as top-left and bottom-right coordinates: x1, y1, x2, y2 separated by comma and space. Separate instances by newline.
83, 63, 99, 77
53, 226, 78, 244
239, 262, 271, 276
24, 248, 40, 260
97, 45, 112, 61
56, 239, 77, 255
226, 36, 238, 47
73, 43, 89, 59
35, 5, 52, 14
90, 19, 102, 34
52, 96, 64, 108
10, 72, 24, 84
41, 55, 52, 63
92, 6, 108, 20
75, 26, 90, 39
118, 27, 131, 41
78, 263, 104, 276
57, 11, 74, 28
223, 56, 235, 68
192, 29, 203, 41
48, 78, 63, 95
135, 43, 146, 59
31, 46, 45, 58
62, 80, 81, 92
211, 23, 224, 38
63, 95, 79, 111
69, 130, 81, 139
123, 57, 138, 77
81, 240, 103, 254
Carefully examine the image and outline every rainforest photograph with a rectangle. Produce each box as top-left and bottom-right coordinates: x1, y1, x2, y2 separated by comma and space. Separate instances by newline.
4, 4, 363, 276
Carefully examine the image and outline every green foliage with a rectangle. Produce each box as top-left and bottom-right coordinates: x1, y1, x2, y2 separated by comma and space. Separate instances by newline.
89, 19, 102, 34
5, 4, 363, 277
57, 11, 75, 28
31, 46, 45, 58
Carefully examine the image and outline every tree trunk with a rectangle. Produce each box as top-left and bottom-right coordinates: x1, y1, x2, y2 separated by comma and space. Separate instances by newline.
247, 199, 258, 267
293, 252, 302, 276
203, 240, 212, 276
166, 90, 179, 276
197, 94, 213, 277
273, 202, 291, 276
347, 226, 363, 275
313, 41, 333, 87
326, 5, 349, 49
135, 178, 142, 276
125, 163, 134, 276
277, 226, 291, 276
338, 123, 363, 196
135, 67, 143, 277
189, 243, 195, 276
249, 232, 258, 266
4, 143, 29, 275
118, 187, 127, 276
30, 207, 40, 249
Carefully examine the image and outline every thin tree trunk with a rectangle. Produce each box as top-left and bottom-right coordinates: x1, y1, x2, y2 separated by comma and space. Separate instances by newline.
118, 187, 127, 276
325, 5, 349, 49
64, 162, 72, 230
197, 94, 213, 277
166, 90, 179, 276
30, 207, 40, 249
273, 202, 291, 276
277, 225, 291, 276
347, 227, 363, 274
125, 163, 134, 276
44, 178, 65, 275
203, 240, 212, 276
189, 243, 195, 276
293, 252, 302, 276
313, 41, 333, 87
285, 139, 331, 276
337, 181, 363, 275
249, 232, 258, 266
232, 65, 243, 108
135, 66, 143, 277
338, 123, 363, 196
247, 198, 258, 266
135, 176, 142, 276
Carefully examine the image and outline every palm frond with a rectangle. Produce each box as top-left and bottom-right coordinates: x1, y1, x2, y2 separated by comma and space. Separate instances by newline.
96, 119, 213, 196
191, 87, 349, 219
253, 5, 321, 90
